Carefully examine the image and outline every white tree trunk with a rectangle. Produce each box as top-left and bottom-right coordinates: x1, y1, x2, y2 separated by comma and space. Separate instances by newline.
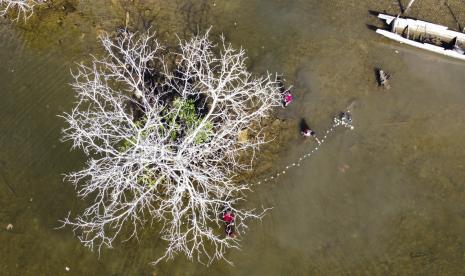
60, 29, 282, 265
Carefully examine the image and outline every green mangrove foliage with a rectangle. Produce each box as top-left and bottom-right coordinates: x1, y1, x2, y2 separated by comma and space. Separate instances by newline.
165, 98, 213, 144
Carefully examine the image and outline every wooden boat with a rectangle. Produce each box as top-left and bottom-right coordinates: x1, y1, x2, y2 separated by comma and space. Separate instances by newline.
376, 13, 465, 61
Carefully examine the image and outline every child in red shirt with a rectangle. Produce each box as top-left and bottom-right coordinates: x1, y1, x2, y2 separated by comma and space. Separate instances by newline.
222, 209, 236, 237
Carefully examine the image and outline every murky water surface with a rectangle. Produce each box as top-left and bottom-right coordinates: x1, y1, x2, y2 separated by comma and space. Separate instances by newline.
2, 0, 465, 275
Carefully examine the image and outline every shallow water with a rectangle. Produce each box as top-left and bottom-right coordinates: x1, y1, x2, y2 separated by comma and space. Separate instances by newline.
2, 0, 465, 275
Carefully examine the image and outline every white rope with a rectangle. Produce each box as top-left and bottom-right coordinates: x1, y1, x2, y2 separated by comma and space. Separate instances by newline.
256, 115, 354, 185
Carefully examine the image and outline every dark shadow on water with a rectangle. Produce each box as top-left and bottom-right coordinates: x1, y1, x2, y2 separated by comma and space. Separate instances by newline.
299, 118, 311, 132
365, 24, 379, 31
368, 10, 381, 16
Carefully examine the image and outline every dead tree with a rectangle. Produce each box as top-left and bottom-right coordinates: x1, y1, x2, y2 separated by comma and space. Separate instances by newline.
60, 29, 282, 265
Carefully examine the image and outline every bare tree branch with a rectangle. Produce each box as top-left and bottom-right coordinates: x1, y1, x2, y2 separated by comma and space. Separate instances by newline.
61, 29, 282, 265
0, 0, 42, 21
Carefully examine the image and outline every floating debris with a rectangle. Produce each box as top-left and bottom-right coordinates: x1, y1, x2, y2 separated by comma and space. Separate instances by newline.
339, 112, 353, 125
376, 68, 391, 89
6, 223, 13, 231
338, 163, 350, 173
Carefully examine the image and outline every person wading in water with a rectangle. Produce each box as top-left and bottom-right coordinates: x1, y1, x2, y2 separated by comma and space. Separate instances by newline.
222, 207, 236, 237
283, 90, 293, 107
276, 75, 293, 107
300, 118, 321, 144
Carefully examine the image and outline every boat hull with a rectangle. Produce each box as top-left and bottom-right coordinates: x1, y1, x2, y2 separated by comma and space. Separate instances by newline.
376, 13, 465, 61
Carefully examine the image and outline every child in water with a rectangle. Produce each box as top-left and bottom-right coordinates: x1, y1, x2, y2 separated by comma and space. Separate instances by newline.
301, 128, 316, 137
301, 127, 321, 144
222, 208, 236, 237
276, 75, 293, 107
283, 90, 293, 107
